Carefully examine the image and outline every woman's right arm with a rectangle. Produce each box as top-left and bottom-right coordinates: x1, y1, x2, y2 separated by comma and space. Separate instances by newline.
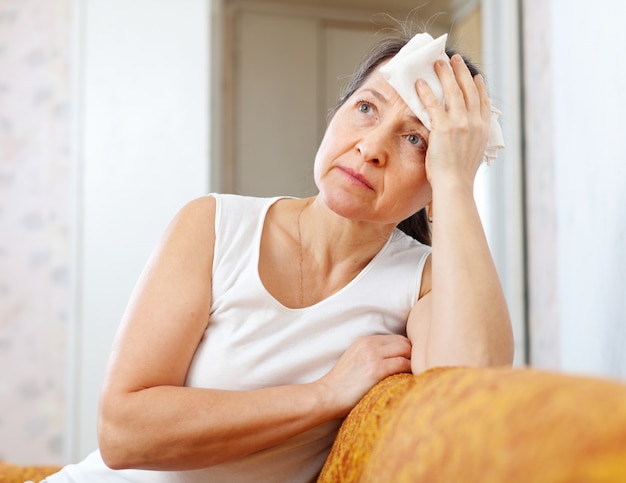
97, 195, 411, 471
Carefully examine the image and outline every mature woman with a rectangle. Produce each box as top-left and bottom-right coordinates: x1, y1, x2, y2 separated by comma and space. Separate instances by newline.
44, 30, 513, 483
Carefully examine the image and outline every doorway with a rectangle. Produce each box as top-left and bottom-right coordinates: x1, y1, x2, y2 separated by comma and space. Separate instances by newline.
216, 0, 479, 197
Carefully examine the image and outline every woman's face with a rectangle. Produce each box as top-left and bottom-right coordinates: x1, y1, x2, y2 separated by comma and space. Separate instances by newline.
314, 68, 432, 227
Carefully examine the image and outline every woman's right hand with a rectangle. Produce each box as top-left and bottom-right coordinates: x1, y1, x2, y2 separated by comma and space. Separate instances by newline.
417, 54, 492, 191
316, 334, 412, 417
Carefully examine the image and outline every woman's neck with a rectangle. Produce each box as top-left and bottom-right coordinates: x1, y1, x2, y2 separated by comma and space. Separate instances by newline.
299, 195, 394, 271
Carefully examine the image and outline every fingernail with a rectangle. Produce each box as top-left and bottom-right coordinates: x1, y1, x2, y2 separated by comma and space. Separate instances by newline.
417, 79, 427, 87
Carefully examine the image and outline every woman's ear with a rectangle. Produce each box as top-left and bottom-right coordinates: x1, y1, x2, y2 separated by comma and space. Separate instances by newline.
426, 202, 433, 224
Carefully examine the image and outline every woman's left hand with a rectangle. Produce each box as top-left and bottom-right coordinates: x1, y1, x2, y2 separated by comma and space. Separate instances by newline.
416, 54, 492, 190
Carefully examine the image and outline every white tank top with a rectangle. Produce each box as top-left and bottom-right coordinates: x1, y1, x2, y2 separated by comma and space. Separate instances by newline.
46, 194, 431, 483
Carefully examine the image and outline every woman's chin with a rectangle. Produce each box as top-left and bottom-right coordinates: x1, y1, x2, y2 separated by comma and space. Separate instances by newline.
317, 188, 376, 222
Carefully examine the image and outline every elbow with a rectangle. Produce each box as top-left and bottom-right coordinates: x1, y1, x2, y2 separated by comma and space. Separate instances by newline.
412, 353, 512, 377
98, 420, 132, 470
99, 428, 150, 471
493, 313, 515, 367
97, 404, 145, 470
411, 333, 515, 375
100, 448, 129, 471
467, 311, 515, 369
99, 442, 124, 470
454, 332, 516, 370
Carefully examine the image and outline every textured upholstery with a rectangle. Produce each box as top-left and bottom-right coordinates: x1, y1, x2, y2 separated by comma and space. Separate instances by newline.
318, 366, 626, 483
0, 460, 61, 483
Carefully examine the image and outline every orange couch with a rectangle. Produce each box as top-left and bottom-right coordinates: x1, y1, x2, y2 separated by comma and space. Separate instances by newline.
318, 366, 626, 482
0, 461, 61, 483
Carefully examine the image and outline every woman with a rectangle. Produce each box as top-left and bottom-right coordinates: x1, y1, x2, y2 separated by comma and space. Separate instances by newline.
44, 31, 513, 482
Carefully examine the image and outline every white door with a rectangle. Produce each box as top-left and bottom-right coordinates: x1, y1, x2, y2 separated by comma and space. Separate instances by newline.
228, 9, 385, 197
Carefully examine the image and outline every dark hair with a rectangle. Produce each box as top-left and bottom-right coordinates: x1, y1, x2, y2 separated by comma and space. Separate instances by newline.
329, 34, 482, 246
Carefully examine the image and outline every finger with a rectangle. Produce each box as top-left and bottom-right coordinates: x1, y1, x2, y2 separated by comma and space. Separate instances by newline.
474, 74, 493, 125
416, 77, 446, 122
380, 356, 412, 377
356, 334, 412, 360
449, 54, 480, 111
434, 58, 465, 110
378, 335, 412, 360
361, 333, 410, 346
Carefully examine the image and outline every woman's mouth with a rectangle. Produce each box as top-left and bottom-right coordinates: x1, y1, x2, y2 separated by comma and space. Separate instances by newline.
338, 166, 375, 190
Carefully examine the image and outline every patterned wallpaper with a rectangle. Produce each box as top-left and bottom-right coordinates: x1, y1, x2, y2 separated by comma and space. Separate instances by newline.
0, 0, 71, 465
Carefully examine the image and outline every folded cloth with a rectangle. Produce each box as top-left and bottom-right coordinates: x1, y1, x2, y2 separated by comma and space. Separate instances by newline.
379, 33, 504, 164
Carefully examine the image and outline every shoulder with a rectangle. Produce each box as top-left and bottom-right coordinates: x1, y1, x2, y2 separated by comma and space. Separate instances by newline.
389, 228, 431, 252
154, 196, 217, 260
172, 195, 216, 233
173, 193, 278, 230
210, 193, 285, 208
389, 229, 432, 268
387, 229, 432, 299
418, 255, 432, 298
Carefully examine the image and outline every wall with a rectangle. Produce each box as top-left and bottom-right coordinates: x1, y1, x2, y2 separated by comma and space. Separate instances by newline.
73, 0, 211, 459
0, 0, 212, 464
0, 0, 72, 465
523, 0, 626, 379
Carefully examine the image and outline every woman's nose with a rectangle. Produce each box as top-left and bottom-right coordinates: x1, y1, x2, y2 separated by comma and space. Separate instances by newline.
356, 127, 389, 166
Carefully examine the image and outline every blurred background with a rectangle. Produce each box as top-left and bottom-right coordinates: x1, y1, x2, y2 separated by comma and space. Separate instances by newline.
1, 0, 625, 466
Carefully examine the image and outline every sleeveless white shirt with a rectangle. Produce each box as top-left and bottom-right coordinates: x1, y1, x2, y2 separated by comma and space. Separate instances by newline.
46, 194, 431, 483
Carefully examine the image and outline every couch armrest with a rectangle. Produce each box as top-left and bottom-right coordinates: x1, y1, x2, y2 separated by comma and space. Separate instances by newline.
0, 460, 62, 483
318, 366, 626, 482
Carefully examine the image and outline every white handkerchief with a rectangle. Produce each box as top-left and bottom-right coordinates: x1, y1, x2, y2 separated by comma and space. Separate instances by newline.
379, 33, 505, 164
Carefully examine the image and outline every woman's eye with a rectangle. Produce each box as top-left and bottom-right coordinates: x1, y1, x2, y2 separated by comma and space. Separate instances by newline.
358, 102, 373, 114
407, 134, 424, 146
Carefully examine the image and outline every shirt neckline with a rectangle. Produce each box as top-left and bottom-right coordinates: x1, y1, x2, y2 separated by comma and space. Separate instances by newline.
254, 197, 394, 312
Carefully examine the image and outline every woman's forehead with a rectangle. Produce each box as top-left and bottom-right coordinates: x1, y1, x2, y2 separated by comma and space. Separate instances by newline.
358, 69, 396, 95
355, 70, 424, 126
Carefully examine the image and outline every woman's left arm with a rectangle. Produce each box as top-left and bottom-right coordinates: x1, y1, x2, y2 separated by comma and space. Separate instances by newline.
407, 54, 514, 374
